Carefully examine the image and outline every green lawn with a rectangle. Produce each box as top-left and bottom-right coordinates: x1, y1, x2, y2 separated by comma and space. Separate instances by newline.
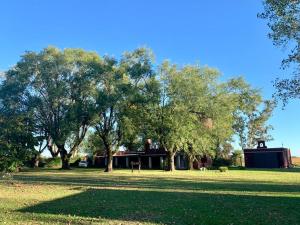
1, 168, 300, 225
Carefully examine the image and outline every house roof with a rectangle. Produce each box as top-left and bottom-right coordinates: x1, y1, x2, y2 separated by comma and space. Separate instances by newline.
243, 147, 289, 153
95, 148, 168, 157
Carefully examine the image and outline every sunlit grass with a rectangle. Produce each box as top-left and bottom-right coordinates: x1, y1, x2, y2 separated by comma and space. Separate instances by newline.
1, 168, 300, 225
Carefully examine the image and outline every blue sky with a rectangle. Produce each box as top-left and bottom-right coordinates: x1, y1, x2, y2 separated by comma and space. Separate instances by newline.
1, 0, 299, 155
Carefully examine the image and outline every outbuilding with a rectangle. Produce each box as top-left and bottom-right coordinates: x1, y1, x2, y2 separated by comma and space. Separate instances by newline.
243, 141, 292, 168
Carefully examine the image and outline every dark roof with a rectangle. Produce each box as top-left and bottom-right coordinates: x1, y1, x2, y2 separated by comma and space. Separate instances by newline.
95, 148, 168, 157
243, 147, 289, 153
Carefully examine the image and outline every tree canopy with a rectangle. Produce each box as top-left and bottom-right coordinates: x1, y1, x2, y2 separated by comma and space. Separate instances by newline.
260, 0, 300, 105
1, 47, 101, 169
0, 46, 274, 172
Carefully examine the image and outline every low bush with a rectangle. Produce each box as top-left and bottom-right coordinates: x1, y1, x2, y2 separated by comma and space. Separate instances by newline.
219, 166, 228, 172
213, 158, 232, 168
45, 157, 62, 168
231, 150, 244, 166
38, 160, 47, 168
70, 158, 81, 167
0, 172, 14, 185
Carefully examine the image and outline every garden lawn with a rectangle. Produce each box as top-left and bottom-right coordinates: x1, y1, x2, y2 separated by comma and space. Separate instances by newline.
1, 168, 300, 225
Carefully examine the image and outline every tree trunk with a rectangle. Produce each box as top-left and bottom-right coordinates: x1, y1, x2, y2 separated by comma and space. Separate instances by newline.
188, 155, 194, 170
166, 151, 175, 171
49, 144, 59, 158
32, 154, 40, 168
105, 146, 113, 172
34, 158, 39, 168
59, 146, 71, 170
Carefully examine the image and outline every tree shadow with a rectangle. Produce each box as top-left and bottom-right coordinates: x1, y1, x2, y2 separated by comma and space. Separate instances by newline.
232, 167, 300, 173
19, 188, 300, 225
13, 173, 300, 194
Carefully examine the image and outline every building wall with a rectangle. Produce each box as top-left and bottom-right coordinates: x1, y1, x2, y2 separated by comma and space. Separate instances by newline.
244, 148, 292, 168
94, 153, 212, 170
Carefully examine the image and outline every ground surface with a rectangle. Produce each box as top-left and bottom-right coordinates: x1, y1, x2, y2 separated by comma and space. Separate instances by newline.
1, 168, 300, 225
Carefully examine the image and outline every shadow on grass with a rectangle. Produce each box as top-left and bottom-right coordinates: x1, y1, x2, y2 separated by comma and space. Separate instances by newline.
12, 173, 300, 194
230, 167, 300, 173
19, 188, 300, 225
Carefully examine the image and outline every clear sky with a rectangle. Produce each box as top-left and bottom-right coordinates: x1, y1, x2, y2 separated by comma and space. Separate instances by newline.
1, 0, 299, 155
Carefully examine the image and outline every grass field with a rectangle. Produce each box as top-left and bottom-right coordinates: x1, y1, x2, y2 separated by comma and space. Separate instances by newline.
1, 168, 300, 225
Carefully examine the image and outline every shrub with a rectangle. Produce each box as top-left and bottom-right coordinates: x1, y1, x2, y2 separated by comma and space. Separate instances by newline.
7, 161, 21, 172
0, 171, 14, 185
0, 159, 22, 173
25, 155, 46, 168
70, 158, 81, 167
213, 158, 232, 168
219, 166, 228, 172
38, 160, 46, 168
231, 150, 244, 166
45, 157, 62, 168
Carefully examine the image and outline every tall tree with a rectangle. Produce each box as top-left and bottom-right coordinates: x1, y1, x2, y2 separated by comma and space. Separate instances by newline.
0, 76, 36, 171
119, 75, 160, 152
151, 63, 221, 171
168, 64, 238, 168
227, 77, 275, 149
209, 88, 236, 159
169, 65, 217, 169
259, 0, 300, 105
94, 48, 155, 172
149, 62, 187, 171
2, 47, 101, 169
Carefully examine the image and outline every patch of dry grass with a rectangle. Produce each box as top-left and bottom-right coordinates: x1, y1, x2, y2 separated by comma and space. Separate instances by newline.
292, 157, 300, 166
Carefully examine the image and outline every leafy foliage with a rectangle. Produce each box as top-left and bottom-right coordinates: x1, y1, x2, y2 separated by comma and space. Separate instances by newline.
0, 75, 36, 171
1, 47, 101, 169
218, 166, 229, 172
93, 48, 156, 172
231, 150, 244, 167
0, 46, 274, 171
259, 0, 300, 105
227, 77, 275, 148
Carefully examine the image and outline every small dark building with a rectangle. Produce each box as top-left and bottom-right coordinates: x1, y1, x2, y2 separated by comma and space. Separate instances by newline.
243, 141, 292, 168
